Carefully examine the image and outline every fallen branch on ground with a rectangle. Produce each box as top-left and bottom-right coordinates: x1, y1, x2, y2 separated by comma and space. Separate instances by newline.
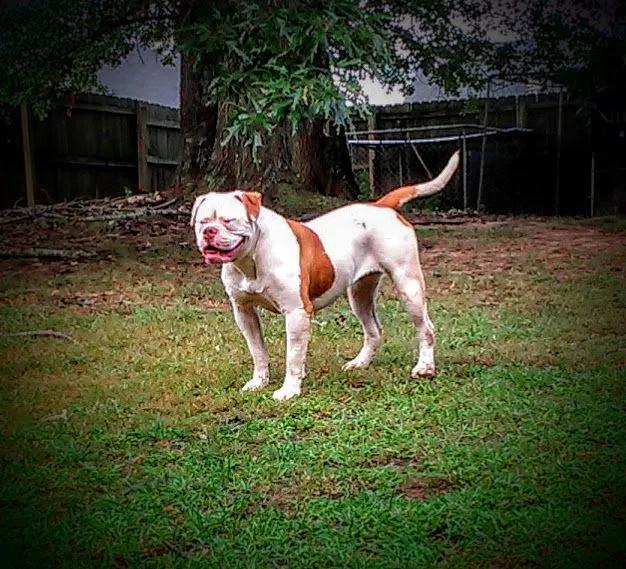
40, 409, 69, 422
0, 196, 187, 225
152, 197, 178, 210
1, 330, 78, 344
0, 215, 31, 225
81, 207, 184, 222
410, 218, 480, 225
0, 248, 96, 259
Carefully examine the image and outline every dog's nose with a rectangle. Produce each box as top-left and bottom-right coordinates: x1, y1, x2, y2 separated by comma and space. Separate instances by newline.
204, 226, 218, 238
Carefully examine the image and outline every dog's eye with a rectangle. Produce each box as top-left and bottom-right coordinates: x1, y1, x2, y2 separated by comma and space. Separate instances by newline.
223, 218, 236, 224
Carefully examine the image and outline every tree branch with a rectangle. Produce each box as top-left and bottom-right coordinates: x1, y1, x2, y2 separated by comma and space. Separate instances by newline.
1, 330, 78, 344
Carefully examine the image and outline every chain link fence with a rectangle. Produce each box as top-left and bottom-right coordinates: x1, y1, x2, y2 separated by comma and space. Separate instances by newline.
347, 124, 538, 213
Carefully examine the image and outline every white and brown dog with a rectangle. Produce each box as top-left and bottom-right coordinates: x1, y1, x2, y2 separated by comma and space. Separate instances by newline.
191, 152, 459, 400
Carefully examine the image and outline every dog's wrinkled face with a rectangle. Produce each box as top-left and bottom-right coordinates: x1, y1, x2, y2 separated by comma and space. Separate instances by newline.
190, 191, 262, 264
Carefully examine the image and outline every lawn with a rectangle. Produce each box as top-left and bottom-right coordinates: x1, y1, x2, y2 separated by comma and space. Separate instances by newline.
1, 217, 625, 568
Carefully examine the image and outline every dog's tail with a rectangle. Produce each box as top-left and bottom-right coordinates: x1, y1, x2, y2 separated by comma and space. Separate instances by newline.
375, 151, 460, 209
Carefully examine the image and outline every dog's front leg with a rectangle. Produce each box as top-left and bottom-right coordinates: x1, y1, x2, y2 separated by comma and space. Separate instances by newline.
231, 301, 270, 391
273, 308, 310, 401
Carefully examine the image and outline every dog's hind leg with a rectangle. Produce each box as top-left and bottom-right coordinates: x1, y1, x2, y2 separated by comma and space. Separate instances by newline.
389, 263, 436, 378
343, 272, 383, 370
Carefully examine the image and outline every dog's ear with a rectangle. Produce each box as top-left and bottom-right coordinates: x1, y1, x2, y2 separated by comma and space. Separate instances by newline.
190, 195, 207, 227
239, 191, 263, 219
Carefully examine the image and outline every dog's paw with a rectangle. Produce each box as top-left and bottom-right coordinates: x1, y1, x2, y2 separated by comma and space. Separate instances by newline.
411, 363, 436, 378
342, 358, 370, 371
241, 377, 269, 392
272, 385, 301, 401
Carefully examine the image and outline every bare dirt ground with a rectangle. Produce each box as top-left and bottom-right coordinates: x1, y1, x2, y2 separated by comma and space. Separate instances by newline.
1, 200, 624, 315
422, 219, 626, 278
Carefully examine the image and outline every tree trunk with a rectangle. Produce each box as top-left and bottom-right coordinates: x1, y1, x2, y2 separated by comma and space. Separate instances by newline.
178, 52, 218, 193
177, 66, 359, 200
292, 120, 359, 198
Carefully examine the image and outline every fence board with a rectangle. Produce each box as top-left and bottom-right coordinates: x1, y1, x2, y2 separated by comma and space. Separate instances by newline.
20, 103, 36, 208
136, 104, 149, 192
2, 94, 182, 205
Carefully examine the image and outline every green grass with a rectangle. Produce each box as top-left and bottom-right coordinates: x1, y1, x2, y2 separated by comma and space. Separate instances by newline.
1, 223, 625, 568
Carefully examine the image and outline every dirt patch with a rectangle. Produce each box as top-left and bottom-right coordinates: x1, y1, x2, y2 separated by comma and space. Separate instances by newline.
0, 253, 226, 314
399, 477, 454, 501
363, 454, 422, 469
420, 219, 626, 285
1, 211, 624, 311
257, 477, 346, 515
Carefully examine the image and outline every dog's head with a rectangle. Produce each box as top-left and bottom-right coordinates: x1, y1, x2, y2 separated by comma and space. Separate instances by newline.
190, 190, 263, 264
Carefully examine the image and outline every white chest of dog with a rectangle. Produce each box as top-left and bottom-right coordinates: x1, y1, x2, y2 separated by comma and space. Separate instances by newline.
191, 152, 459, 400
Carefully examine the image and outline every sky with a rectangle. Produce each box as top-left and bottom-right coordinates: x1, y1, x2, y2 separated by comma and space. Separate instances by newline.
97, 48, 526, 109
97, 49, 410, 109
97, 49, 181, 108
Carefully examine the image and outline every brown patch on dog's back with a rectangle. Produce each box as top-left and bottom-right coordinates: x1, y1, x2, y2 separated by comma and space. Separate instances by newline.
286, 220, 335, 314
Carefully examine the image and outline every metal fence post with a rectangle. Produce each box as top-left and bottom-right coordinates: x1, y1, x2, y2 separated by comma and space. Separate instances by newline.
477, 81, 490, 211
554, 88, 563, 215
367, 113, 376, 197
590, 151, 595, 217
462, 132, 468, 211
398, 121, 404, 186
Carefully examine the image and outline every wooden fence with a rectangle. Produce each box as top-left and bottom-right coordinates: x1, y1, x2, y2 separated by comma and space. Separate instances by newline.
1, 94, 182, 208
3, 92, 623, 214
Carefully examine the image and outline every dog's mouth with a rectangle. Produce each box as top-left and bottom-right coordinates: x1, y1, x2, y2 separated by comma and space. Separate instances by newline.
201, 237, 246, 264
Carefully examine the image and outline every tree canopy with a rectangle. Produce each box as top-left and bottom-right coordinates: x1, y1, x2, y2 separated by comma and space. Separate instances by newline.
1, 1, 620, 156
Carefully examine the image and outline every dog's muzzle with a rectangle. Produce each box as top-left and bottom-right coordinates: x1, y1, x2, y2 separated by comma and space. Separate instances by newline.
201, 236, 246, 264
